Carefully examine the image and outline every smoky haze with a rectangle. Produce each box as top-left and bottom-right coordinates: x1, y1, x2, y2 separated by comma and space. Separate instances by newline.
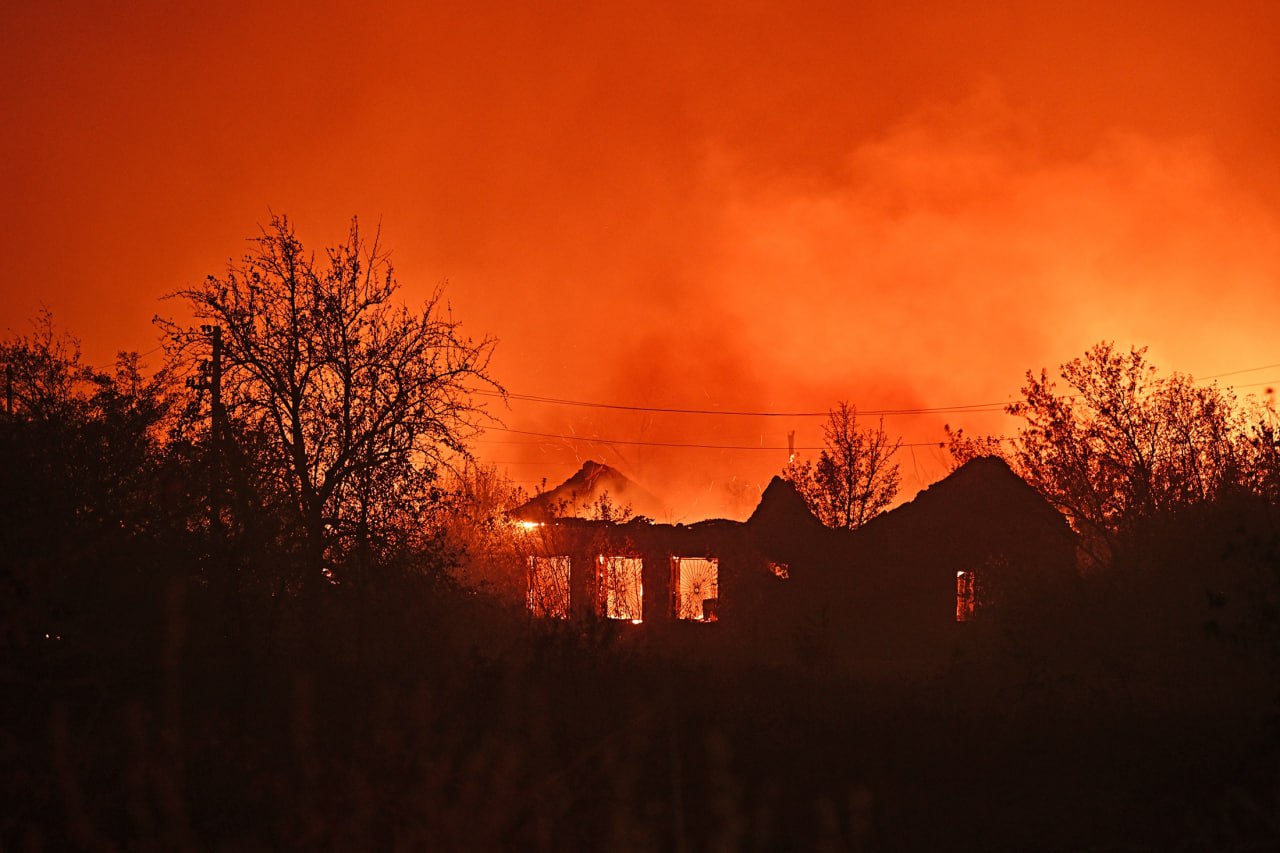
3, 2, 1279, 518
491, 89, 1280, 519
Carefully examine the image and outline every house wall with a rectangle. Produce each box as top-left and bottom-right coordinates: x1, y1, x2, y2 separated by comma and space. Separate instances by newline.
518, 459, 1080, 665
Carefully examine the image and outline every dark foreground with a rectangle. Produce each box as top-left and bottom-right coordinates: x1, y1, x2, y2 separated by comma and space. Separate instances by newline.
5, 572, 1278, 853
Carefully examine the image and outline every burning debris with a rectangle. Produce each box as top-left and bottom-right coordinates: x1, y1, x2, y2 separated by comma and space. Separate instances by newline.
515, 456, 1076, 662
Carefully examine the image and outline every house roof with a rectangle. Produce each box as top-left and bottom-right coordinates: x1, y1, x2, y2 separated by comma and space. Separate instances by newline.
512, 460, 666, 521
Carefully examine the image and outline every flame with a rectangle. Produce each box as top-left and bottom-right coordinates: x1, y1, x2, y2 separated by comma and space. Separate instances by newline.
602, 555, 644, 621
527, 555, 571, 619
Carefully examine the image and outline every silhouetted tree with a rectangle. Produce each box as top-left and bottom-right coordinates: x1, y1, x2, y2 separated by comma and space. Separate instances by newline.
1005, 342, 1246, 558
943, 423, 1005, 469
1, 309, 96, 422
783, 401, 902, 529
1239, 398, 1280, 502
0, 313, 186, 650
161, 216, 502, 588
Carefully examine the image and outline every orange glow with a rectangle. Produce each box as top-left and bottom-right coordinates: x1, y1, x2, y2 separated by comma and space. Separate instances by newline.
674, 558, 719, 621
516, 521, 544, 532
599, 556, 644, 621
527, 556, 571, 619
5, 4, 1280, 520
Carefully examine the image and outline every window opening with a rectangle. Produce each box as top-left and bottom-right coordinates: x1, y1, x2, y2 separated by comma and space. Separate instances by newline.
600, 555, 644, 622
674, 557, 719, 621
956, 570, 976, 622
528, 556, 571, 619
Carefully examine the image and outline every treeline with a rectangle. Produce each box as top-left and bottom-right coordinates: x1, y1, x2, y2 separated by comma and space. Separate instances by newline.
0, 222, 538, 849
950, 342, 1280, 560
3, 218, 518, 656
942, 344, 1280, 674
4, 214, 1280, 849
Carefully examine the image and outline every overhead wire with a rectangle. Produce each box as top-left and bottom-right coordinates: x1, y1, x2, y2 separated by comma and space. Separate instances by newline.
44, 340, 1273, 455
82, 344, 167, 372
469, 387, 1009, 417
1199, 362, 1280, 380
472, 359, 1279, 455
488, 426, 956, 451
470, 359, 1280, 421
13, 328, 1274, 459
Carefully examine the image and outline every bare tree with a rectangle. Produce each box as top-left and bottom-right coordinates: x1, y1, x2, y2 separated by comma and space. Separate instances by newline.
784, 401, 902, 529
160, 215, 502, 586
1, 309, 97, 423
1005, 342, 1246, 555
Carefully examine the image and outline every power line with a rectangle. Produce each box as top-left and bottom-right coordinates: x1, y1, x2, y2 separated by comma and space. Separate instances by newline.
481, 375, 1280, 454
488, 426, 953, 451
472, 388, 1009, 418
482, 377, 1280, 454
83, 344, 166, 372
471, 359, 1280, 419
1200, 362, 1280, 380
469, 459, 560, 466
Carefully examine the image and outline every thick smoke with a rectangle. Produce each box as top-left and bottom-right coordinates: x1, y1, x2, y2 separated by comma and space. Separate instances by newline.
498, 89, 1280, 519
5, 4, 1279, 520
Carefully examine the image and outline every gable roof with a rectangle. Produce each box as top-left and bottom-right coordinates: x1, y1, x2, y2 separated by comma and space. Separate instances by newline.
850, 455, 1077, 570
865, 456, 1067, 532
512, 460, 666, 521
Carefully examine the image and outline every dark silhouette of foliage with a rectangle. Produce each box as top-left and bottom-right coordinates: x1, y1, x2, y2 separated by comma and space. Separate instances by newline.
0, 313, 185, 651
1005, 343, 1246, 559
5, 308, 1280, 851
1240, 401, 1280, 502
945, 342, 1271, 565
160, 215, 503, 587
943, 423, 1005, 469
783, 401, 902, 529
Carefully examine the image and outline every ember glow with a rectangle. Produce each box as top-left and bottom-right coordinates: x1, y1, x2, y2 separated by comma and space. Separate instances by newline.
674, 558, 720, 622
5, 3, 1279, 519
600, 556, 644, 621
526, 556, 570, 620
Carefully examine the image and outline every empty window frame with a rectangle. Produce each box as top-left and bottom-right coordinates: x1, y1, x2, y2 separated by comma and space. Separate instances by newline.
956, 570, 976, 622
528, 556, 571, 619
673, 557, 719, 621
599, 556, 644, 621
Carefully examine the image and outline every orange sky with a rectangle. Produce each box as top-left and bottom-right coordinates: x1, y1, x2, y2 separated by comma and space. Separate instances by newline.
4, 1, 1279, 519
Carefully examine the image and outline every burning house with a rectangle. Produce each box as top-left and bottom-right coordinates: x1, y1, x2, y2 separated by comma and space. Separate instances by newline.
514, 457, 1078, 663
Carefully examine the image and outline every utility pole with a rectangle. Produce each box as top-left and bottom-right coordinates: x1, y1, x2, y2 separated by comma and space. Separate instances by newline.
188, 325, 224, 536
209, 325, 222, 440
193, 326, 243, 674
205, 325, 224, 537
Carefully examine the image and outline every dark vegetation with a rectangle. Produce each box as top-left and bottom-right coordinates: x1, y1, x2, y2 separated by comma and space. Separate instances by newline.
782, 402, 902, 530
4, 221, 1280, 850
